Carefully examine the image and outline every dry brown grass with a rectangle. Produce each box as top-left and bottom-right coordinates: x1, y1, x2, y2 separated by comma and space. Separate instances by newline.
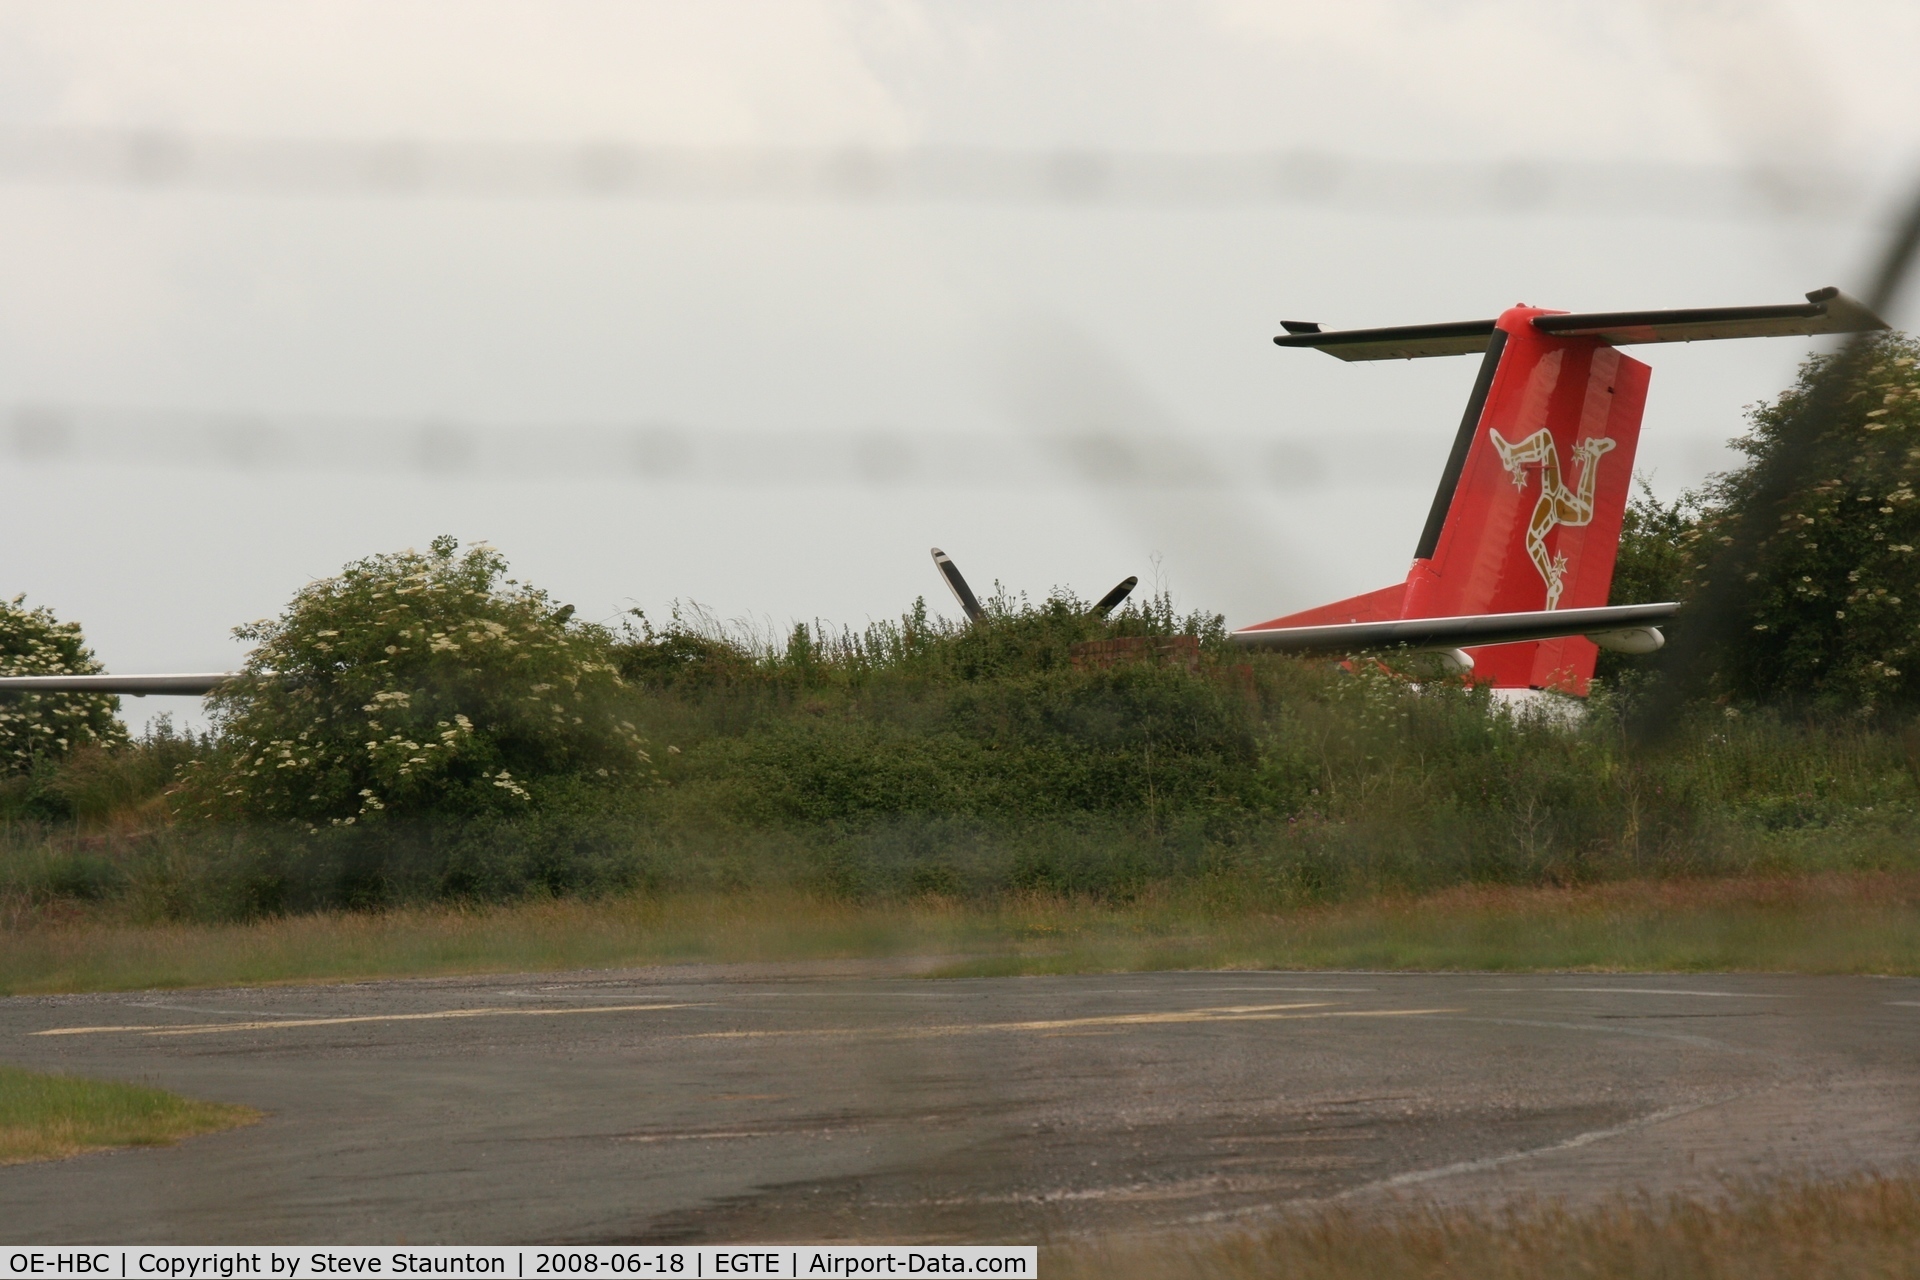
0, 1065, 260, 1164
1052, 1174, 1920, 1279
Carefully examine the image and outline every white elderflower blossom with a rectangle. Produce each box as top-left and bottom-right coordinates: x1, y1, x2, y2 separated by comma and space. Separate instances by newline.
0, 595, 127, 772
185, 538, 647, 825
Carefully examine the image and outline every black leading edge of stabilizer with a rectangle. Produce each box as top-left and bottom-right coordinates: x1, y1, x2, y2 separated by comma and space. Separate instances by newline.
1272, 288, 1888, 363
1271, 317, 1497, 361
930, 548, 986, 623
1531, 287, 1888, 345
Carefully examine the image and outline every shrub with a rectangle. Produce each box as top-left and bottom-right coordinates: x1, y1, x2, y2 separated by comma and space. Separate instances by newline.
180, 537, 649, 828
1693, 333, 1920, 710
1610, 481, 1700, 610
1600, 482, 1702, 687
0, 595, 126, 777
1600, 333, 1920, 712
37, 716, 207, 822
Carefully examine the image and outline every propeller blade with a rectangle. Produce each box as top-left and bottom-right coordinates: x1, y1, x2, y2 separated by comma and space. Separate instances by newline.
930, 547, 986, 623
1090, 576, 1138, 617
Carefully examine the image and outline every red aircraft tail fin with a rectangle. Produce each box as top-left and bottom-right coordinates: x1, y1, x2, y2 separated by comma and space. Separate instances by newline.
1253, 581, 1407, 630
1400, 309, 1649, 692
1246, 306, 1649, 693
1254, 288, 1889, 693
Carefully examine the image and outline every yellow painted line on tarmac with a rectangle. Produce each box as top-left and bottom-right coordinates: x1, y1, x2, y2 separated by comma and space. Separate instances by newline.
686, 1002, 1465, 1041
33, 1003, 698, 1038
1213, 1008, 1462, 1022
932, 1000, 1333, 1034
681, 1000, 1328, 1039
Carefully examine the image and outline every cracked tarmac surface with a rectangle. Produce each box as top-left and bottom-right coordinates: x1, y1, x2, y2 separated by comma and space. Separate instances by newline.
3, 965, 1916, 1242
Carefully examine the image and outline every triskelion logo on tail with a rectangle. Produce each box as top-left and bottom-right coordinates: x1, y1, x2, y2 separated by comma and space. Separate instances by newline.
1489, 430, 1616, 610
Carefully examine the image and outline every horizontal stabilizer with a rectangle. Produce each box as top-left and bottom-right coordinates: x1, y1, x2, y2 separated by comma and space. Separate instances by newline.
1275, 288, 1886, 361
0, 673, 235, 695
1231, 602, 1679, 653
1534, 287, 1887, 346
1272, 318, 1498, 361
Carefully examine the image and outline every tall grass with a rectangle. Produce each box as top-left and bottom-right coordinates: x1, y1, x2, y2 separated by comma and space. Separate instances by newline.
1051, 1173, 1920, 1280
4, 595, 1919, 923
5, 875, 1917, 996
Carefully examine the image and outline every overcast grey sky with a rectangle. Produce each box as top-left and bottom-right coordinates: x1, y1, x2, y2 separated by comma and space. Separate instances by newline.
1, 1, 1917, 730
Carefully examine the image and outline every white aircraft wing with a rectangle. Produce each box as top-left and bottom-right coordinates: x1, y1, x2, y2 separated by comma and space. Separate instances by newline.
1231, 602, 1679, 653
0, 673, 236, 695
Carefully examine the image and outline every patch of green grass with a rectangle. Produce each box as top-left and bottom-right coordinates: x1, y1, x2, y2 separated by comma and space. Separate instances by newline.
1050, 1173, 1920, 1280
0, 1065, 259, 1164
2, 874, 1915, 995
930, 873, 1920, 978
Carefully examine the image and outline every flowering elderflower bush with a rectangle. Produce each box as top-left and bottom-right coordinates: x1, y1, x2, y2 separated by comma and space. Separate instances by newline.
1696, 333, 1920, 709
0, 595, 127, 774
184, 537, 647, 827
